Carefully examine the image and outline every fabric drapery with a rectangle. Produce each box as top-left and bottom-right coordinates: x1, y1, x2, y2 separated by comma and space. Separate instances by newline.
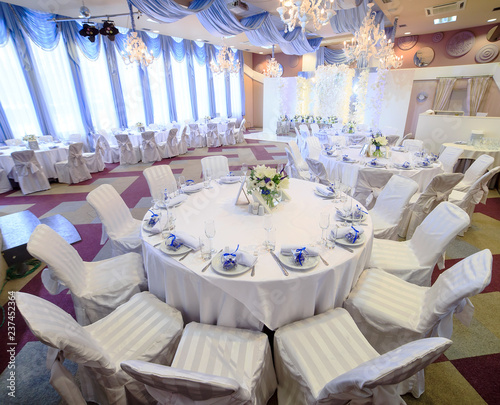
0, 99, 13, 140
433, 78, 457, 111
466, 76, 492, 117
129, 0, 215, 24
103, 37, 128, 128
316, 47, 348, 67
198, 0, 254, 37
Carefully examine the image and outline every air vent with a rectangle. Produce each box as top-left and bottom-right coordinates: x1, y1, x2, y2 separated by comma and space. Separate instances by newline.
399, 24, 407, 27
381, 0, 393, 3
425, 1, 466, 16
493, 7, 500, 11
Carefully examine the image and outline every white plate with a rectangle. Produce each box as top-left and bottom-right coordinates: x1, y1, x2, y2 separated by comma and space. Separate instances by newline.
219, 177, 241, 184
393, 164, 413, 170
182, 187, 202, 194
279, 253, 320, 271
416, 164, 433, 169
158, 200, 185, 209
349, 145, 363, 149
211, 251, 251, 276
159, 240, 192, 256
334, 233, 366, 247
366, 163, 386, 168
342, 159, 359, 164
314, 189, 336, 199
336, 211, 367, 222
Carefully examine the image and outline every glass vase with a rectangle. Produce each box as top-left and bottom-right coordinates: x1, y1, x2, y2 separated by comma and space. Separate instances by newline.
373, 145, 384, 158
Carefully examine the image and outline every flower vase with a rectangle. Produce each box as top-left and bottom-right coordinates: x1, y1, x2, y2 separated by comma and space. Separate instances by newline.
373, 145, 384, 158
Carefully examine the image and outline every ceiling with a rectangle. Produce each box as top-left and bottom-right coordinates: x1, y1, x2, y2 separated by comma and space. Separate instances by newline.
5, 0, 500, 54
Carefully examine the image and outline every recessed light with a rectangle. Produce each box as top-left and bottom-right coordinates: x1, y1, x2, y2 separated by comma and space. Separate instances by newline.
259, 52, 263, 54
152, 30, 159, 33
488, 18, 497, 22
146, 18, 159, 24
404, 32, 411, 35
434, 16, 457, 25
195, 39, 203, 42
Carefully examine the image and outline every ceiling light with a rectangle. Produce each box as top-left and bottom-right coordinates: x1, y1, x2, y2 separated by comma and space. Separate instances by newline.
210, 44, 240, 74
121, 3, 155, 67
262, 45, 283, 78
488, 18, 497, 22
404, 32, 411, 35
146, 18, 159, 23
434, 16, 457, 25
277, 0, 337, 33
153, 30, 159, 33
195, 39, 203, 42
259, 52, 263, 54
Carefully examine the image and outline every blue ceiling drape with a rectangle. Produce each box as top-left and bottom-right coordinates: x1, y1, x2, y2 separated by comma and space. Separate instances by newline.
316, 47, 348, 67
129, 0, 215, 23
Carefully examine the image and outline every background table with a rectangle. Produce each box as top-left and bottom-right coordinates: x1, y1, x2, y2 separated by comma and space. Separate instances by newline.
142, 179, 373, 331
126, 130, 171, 147
441, 143, 500, 168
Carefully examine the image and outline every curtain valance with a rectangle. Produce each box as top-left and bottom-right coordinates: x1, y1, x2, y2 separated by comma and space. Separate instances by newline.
129, 0, 215, 24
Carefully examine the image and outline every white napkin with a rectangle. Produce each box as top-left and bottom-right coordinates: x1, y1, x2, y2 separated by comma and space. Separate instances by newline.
165, 231, 200, 249
280, 245, 319, 256
330, 226, 364, 240
336, 208, 352, 217
316, 185, 335, 197
391, 146, 405, 152
144, 215, 162, 234
220, 250, 257, 267
183, 183, 204, 193
165, 194, 188, 208
219, 176, 241, 184
393, 162, 412, 169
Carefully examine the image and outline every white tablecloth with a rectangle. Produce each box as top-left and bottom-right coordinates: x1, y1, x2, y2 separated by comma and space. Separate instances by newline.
441, 143, 500, 168
319, 147, 443, 193
126, 130, 171, 147
143, 179, 373, 331
0, 144, 69, 179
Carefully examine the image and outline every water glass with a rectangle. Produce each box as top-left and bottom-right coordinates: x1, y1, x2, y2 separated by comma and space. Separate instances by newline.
266, 228, 276, 252
241, 163, 248, 181
319, 212, 330, 246
199, 236, 212, 261
204, 168, 213, 189
204, 219, 216, 252
178, 175, 186, 193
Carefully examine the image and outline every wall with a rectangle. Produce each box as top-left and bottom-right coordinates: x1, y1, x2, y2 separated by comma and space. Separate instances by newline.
243, 52, 254, 128
252, 53, 302, 78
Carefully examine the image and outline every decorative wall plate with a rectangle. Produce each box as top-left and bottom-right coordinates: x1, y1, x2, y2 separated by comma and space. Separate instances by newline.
416, 92, 428, 102
414, 47, 435, 67
475, 44, 499, 63
397, 36, 418, 51
446, 31, 475, 57
432, 32, 444, 43
288, 55, 300, 68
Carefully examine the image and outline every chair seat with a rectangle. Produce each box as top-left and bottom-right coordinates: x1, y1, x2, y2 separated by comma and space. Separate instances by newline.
448, 189, 466, 205
368, 239, 424, 278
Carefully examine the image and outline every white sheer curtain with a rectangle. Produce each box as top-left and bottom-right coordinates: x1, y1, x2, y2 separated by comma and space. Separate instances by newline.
230, 69, 242, 120
467, 76, 492, 117
170, 47, 192, 123
0, 36, 42, 138
193, 57, 210, 119
28, 37, 85, 139
213, 72, 227, 118
147, 52, 170, 125
77, 40, 119, 132
433, 78, 457, 111
114, 47, 146, 127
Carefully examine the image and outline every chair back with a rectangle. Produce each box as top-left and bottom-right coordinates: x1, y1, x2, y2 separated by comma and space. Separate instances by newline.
457, 166, 500, 208
355, 170, 394, 208
115, 134, 132, 148
299, 124, 310, 136
5, 138, 23, 146
86, 184, 136, 240
189, 124, 200, 136
403, 139, 423, 152
348, 135, 366, 146
201, 156, 229, 179
409, 202, 470, 266
304, 136, 322, 160
385, 135, 400, 147
396, 132, 414, 146
438, 146, 463, 173
144, 165, 178, 199
27, 224, 85, 293
167, 128, 178, 145
461, 154, 494, 189
305, 158, 329, 185
331, 135, 346, 147
115, 134, 138, 164
11, 150, 40, 176
39, 135, 54, 143
310, 123, 320, 134
285, 148, 307, 180
68, 143, 85, 166
68, 142, 91, 182
288, 140, 308, 171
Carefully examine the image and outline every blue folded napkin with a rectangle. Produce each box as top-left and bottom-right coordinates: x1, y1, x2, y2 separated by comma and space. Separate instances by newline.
330, 225, 364, 240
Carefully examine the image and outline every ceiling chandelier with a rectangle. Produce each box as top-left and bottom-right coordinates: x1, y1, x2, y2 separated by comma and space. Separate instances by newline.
210, 45, 240, 74
277, 0, 336, 33
263, 45, 283, 78
121, 2, 155, 68
343, 2, 402, 70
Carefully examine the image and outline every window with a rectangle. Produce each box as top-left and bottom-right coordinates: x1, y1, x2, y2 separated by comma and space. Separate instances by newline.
212, 71, 227, 118
147, 52, 171, 125
170, 50, 192, 123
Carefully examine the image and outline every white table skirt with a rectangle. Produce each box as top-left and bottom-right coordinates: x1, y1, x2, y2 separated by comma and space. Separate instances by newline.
319, 147, 443, 193
441, 143, 500, 168
0, 145, 69, 179
143, 179, 373, 331
127, 130, 171, 147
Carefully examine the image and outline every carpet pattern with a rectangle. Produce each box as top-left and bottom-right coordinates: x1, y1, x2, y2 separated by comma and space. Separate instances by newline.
0, 138, 498, 404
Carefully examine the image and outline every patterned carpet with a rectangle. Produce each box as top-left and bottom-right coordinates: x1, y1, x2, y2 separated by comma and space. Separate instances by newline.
0, 137, 498, 404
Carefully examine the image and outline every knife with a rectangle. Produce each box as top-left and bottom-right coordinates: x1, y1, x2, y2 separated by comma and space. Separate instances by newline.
269, 251, 289, 276
334, 242, 354, 253
319, 254, 329, 266
178, 249, 192, 261
201, 249, 222, 272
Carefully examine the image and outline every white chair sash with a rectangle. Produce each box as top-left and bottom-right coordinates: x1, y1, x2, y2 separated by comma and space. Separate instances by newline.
17, 161, 39, 176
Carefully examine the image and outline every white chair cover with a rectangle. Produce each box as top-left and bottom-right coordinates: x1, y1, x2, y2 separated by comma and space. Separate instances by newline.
0, 169, 12, 193
368, 202, 470, 286
330, 134, 347, 147
141, 131, 161, 163
400, 173, 464, 239
166, 128, 180, 157
348, 135, 366, 146
403, 139, 423, 152
310, 123, 320, 134
396, 133, 414, 146
345, 250, 492, 397
144, 165, 178, 200
285, 148, 309, 180
305, 157, 330, 185
206, 123, 222, 147
27, 224, 146, 325
236, 118, 246, 143
86, 184, 142, 256
97, 134, 120, 163
288, 140, 309, 172
189, 123, 206, 148
16, 291, 184, 405
5, 138, 23, 146
303, 136, 322, 160
454, 154, 494, 192
83, 136, 105, 173
115, 134, 140, 165
353, 170, 394, 209
177, 126, 189, 154
121, 322, 277, 405
299, 124, 310, 137
294, 126, 304, 151
385, 135, 400, 147
223, 121, 237, 145
201, 155, 229, 179
438, 146, 463, 173
11, 150, 50, 195
274, 307, 451, 404
369, 175, 418, 240
55, 143, 92, 184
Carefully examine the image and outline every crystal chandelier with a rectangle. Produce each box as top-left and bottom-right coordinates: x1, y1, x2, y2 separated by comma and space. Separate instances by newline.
343, 2, 402, 69
263, 45, 283, 78
210, 45, 240, 74
277, 0, 336, 33
121, 2, 155, 68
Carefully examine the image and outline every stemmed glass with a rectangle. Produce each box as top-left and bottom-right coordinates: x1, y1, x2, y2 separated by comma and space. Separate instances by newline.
178, 175, 186, 194
263, 214, 273, 250
241, 163, 248, 182
204, 219, 216, 253
204, 168, 213, 189
319, 212, 330, 246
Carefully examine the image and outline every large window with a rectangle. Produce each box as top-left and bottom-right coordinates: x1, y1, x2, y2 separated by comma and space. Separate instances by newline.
193, 42, 210, 119
170, 44, 193, 123
213, 71, 227, 118
147, 52, 171, 125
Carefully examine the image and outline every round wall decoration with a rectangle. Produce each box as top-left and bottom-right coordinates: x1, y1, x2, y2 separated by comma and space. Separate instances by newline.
414, 47, 435, 67
475, 44, 499, 63
397, 35, 418, 51
432, 32, 444, 43
416, 92, 428, 103
446, 31, 475, 57
288, 55, 300, 68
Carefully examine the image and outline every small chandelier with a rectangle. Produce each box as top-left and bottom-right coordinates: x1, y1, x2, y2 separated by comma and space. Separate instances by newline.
263, 45, 283, 78
210, 45, 240, 74
343, 2, 402, 70
121, 2, 155, 68
277, 0, 336, 33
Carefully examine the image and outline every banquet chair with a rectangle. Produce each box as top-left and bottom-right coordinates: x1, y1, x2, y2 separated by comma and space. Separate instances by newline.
0, 169, 12, 193
115, 134, 141, 164
164, 128, 180, 158
305, 158, 330, 185
288, 140, 309, 172
201, 155, 229, 179
330, 134, 347, 147
385, 134, 400, 147
303, 136, 322, 160
110, 127, 122, 135
396, 132, 414, 146
83, 137, 105, 173
27, 224, 147, 325
369, 175, 418, 240
309, 122, 320, 135
140, 131, 161, 163
16, 291, 184, 405
344, 249, 492, 397
55, 143, 92, 184
399, 173, 464, 239
294, 126, 304, 151
96, 134, 120, 163
438, 146, 464, 173
274, 307, 452, 405
206, 123, 222, 147
5, 138, 23, 146
189, 123, 206, 148
11, 150, 51, 195
121, 322, 277, 405
144, 165, 178, 200
177, 126, 189, 154
38, 135, 54, 143
223, 121, 237, 145
348, 134, 367, 146
402, 139, 424, 153
367, 202, 470, 286
285, 148, 309, 180
299, 124, 310, 137
454, 154, 494, 192
353, 169, 394, 209
236, 118, 246, 143
86, 184, 142, 256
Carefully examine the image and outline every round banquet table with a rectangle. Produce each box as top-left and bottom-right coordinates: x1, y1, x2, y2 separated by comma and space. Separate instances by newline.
126, 130, 171, 147
142, 178, 373, 331
441, 142, 500, 168
319, 146, 443, 193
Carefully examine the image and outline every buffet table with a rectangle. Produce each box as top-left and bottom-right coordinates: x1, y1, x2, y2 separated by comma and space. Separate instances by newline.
441, 142, 500, 168
142, 179, 373, 331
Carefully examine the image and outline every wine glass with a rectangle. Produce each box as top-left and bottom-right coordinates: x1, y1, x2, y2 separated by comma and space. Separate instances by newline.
319, 212, 330, 246
263, 214, 273, 250
204, 219, 216, 252
178, 175, 186, 193
204, 168, 213, 189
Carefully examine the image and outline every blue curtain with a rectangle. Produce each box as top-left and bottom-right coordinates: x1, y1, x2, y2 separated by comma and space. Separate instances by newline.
185, 42, 199, 121
225, 72, 232, 118
316, 47, 348, 67
129, 0, 215, 23
206, 44, 217, 118
330, 0, 368, 34
103, 36, 128, 128
139, 67, 154, 125
0, 99, 13, 141
0, 5, 7, 45
198, 0, 255, 37
66, 21, 101, 60
160, 36, 178, 122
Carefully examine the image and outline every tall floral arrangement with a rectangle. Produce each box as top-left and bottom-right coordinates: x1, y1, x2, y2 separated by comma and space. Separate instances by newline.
367, 68, 388, 130
296, 77, 312, 116
247, 165, 289, 208
352, 69, 370, 125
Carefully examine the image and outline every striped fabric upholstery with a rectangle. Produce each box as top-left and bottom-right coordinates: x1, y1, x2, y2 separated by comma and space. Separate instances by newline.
140, 131, 161, 163
455, 154, 494, 192
201, 156, 230, 179
144, 165, 178, 199
126, 322, 277, 404
115, 134, 140, 165
438, 146, 463, 173
27, 224, 146, 325
86, 184, 142, 256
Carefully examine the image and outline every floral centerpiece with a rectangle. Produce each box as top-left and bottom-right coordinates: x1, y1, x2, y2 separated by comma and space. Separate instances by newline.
247, 165, 289, 209
204, 116, 211, 122
279, 114, 289, 122
371, 133, 388, 158
327, 116, 338, 125
136, 122, 145, 132
22, 134, 36, 142
343, 121, 356, 134
315, 116, 322, 123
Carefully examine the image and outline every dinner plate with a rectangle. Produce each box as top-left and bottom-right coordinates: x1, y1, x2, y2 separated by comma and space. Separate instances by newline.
158, 200, 185, 209
219, 177, 241, 184
278, 253, 320, 271
211, 251, 251, 276
366, 163, 386, 168
182, 187, 202, 194
342, 159, 359, 164
314, 189, 336, 199
336, 211, 367, 222
415, 163, 433, 169
349, 145, 363, 149
159, 240, 192, 256
321, 151, 337, 157
393, 164, 413, 170
334, 233, 366, 247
